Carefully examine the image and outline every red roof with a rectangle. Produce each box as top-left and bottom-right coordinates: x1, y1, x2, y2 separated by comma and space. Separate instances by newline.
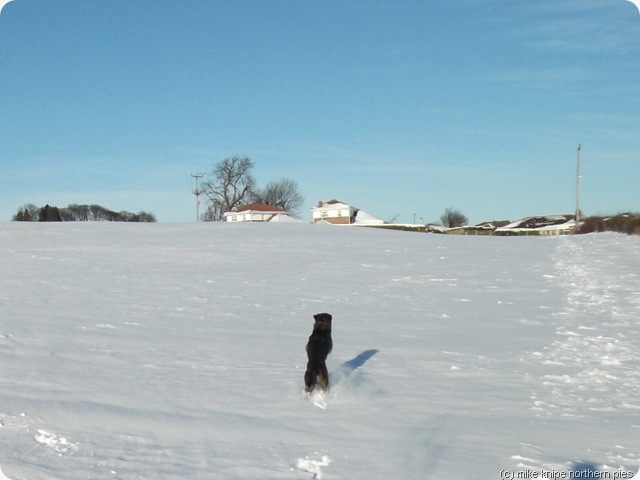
236, 203, 286, 213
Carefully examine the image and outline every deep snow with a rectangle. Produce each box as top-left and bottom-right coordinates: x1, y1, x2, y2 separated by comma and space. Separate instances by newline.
0, 222, 638, 479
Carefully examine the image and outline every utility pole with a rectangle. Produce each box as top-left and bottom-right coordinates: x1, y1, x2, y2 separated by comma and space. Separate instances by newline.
575, 145, 581, 229
191, 173, 204, 221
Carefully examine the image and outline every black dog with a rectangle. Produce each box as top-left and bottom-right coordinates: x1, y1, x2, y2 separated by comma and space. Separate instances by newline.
304, 313, 333, 393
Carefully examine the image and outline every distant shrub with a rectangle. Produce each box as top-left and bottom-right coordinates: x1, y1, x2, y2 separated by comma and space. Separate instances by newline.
439, 208, 468, 228
38, 204, 62, 222
579, 213, 640, 235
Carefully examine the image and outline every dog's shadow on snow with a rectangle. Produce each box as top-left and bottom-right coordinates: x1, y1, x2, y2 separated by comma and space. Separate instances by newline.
333, 349, 379, 381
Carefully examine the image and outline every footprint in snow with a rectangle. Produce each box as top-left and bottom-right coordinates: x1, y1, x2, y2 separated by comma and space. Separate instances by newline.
34, 429, 78, 455
0, 464, 15, 480
295, 455, 332, 479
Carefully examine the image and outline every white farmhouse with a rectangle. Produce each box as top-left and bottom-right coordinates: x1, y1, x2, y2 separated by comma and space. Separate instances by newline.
224, 204, 294, 222
311, 199, 384, 225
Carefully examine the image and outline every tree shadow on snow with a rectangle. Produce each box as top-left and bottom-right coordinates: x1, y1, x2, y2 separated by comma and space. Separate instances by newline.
334, 349, 379, 380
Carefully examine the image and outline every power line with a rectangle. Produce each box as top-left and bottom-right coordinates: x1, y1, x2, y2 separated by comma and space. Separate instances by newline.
575, 145, 581, 230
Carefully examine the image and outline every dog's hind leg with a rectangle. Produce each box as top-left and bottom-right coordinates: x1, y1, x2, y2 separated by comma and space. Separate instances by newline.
304, 368, 316, 393
316, 364, 330, 392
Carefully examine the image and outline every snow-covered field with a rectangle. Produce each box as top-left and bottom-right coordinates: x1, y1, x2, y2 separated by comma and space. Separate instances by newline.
0, 222, 638, 480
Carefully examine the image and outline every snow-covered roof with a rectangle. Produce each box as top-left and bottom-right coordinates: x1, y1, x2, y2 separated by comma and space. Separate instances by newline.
497, 214, 576, 232
353, 210, 384, 225
268, 213, 305, 223
223, 204, 290, 220
235, 203, 286, 213
312, 200, 352, 211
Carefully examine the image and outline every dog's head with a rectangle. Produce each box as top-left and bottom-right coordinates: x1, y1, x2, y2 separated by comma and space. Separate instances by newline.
313, 312, 332, 330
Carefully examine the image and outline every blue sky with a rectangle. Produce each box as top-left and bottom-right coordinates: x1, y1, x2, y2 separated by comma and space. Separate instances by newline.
1, 0, 639, 224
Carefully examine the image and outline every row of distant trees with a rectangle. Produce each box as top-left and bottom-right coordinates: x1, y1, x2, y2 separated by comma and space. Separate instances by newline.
199, 155, 304, 221
12, 203, 157, 222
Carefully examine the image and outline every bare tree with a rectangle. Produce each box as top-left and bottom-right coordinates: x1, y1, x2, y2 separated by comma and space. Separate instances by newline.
201, 156, 256, 221
65, 203, 90, 221
251, 178, 305, 217
12, 203, 39, 221
440, 208, 469, 228
201, 200, 225, 222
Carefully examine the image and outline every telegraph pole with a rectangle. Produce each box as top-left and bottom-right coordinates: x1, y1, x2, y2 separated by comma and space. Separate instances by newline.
191, 173, 203, 221
575, 145, 581, 229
